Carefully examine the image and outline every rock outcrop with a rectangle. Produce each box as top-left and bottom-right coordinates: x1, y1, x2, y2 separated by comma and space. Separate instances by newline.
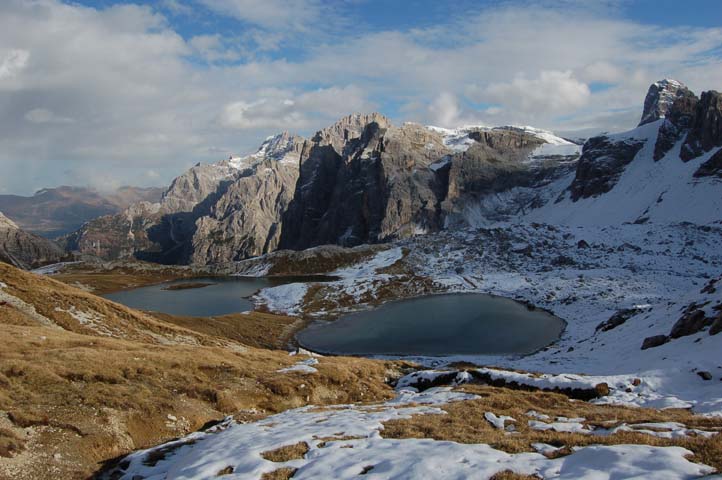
0, 212, 65, 269
639, 79, 695, 126
61, 79, 722, 265
568, 135, 645, 201
280, 115, 452, 249
681, 90, 722, 161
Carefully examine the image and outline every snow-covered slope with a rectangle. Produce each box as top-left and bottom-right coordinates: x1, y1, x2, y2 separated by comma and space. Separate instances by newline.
526, 120, 722, 225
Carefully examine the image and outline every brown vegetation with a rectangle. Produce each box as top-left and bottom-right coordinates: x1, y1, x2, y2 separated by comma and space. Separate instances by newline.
260, 467, 298, 480
382, 384, 722, 471
0, 262, 400, 479
53, 261, 198, 294
154, 311, 301, 350
261, 441, 310, 462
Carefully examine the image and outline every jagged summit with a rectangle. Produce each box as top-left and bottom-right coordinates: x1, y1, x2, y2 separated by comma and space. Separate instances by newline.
225, 131, 306, 170
639, 79, 695, 126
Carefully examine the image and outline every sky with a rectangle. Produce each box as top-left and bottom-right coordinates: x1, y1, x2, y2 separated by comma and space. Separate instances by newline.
0, 0, 721, 195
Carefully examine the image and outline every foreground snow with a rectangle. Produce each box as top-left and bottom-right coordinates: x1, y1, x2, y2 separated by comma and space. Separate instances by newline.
105, 387, 714, 480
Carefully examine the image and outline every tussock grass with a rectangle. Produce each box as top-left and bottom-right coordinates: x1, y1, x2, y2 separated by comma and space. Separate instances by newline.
260, 467, 297, 480
261, 442, 309, 462
382, 385, 722, 471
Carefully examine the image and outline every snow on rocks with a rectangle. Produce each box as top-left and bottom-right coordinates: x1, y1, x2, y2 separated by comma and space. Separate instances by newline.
528, 418, 593, 434
102, 387, 715, 480
484, 412, 516, 430
278, 358, 319, 374
604, 422, 718, 440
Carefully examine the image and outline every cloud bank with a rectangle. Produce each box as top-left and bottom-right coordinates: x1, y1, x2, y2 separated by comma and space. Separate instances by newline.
0, 0, 720, 194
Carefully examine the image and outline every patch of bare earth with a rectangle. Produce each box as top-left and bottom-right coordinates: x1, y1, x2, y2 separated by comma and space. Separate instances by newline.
382, 384, 722, 471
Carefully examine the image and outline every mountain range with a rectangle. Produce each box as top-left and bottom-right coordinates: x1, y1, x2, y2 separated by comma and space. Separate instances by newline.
7, 79, 722, 269
0, 185, 163, 238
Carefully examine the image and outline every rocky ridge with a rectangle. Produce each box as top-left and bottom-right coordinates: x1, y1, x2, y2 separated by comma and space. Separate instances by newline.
62, 79, 721, 266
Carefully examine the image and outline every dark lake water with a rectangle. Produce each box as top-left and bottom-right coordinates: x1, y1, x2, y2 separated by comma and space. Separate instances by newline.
103, 276, 332, 317
296, 293, 565, 356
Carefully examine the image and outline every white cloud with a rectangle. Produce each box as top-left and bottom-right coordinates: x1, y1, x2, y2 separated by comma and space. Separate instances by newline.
198, 0, 322, 30
0, 49, 29, 82
1, 0, 721, 194
483, 71, 591, 115
220, 85, 374, 129
24, 108, 74, 124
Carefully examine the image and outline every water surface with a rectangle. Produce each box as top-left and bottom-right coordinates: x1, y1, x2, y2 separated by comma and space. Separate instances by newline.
296, 293, 564, 356
103, 276, 332, 317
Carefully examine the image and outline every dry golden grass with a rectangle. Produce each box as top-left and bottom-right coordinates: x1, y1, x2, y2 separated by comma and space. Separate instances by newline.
53, 263, 197, 294
382, 384, 722, 471
0, 262, 226, 345
490, 471, 540, 480
260, 467, 298, 480
261, 441, 310, 462
154, 311, 301, 350
0, 262, 401, 480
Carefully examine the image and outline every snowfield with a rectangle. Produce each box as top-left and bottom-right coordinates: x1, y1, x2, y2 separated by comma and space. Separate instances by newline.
104, 387, 715, 480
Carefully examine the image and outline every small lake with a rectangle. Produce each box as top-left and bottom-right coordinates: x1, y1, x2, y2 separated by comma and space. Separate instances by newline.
296, 293, 565, 356
103, 276, 333, 317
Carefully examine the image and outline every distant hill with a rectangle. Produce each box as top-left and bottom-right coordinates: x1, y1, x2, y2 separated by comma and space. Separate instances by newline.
0, 185, 163, 238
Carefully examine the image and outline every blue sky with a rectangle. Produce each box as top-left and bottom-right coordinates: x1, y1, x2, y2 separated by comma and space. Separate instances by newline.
1, 0, 721, 194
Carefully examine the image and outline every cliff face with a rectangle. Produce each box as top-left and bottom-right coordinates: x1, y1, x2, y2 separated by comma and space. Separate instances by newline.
279, 116, 453, 249
190, 158, 301, 264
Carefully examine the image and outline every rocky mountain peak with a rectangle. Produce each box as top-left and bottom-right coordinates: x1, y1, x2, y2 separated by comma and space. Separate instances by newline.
639, 79, 694, 126
313, 112, 392, 155
253, 131, 306, 164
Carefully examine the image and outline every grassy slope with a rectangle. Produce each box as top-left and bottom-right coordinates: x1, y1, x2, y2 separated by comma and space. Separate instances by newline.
0, 262, 399, 479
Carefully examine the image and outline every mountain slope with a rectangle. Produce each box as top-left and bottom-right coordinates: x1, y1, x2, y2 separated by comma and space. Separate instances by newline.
521, 81, 722, 226
0, 212, 65, 269
0, 186, 162, 238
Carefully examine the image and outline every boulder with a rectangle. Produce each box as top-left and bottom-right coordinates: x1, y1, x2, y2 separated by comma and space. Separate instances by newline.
641, 335, 668, 350
669, 309, 714, 338
709, 312, 722, 336
596, 307, 645, 333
